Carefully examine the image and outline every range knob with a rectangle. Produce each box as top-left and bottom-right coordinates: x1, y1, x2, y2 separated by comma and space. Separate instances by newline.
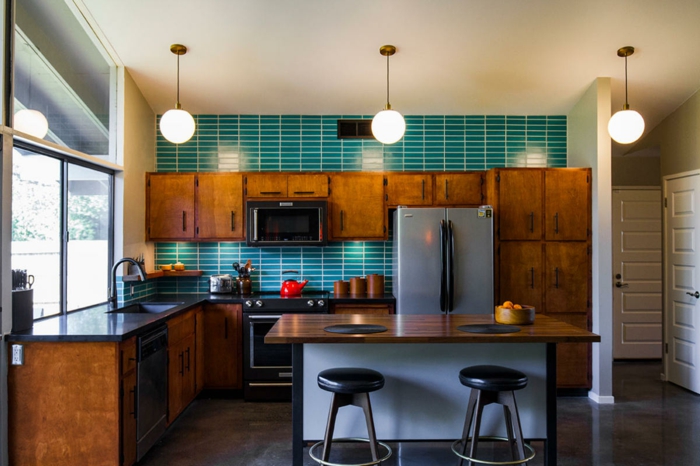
307, 299, 315, 307
317, 299, 325, 307
245, 300, 253, 308
255, 300, 264, 307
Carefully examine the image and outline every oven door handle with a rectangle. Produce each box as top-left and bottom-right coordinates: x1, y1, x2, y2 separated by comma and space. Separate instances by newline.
247, 315, 283, 319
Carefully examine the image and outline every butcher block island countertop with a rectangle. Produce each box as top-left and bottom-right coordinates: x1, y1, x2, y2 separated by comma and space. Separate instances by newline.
265, 313, 601, 344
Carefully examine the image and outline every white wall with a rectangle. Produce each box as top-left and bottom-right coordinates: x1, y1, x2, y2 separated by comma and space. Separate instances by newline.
568, 77, 614, 403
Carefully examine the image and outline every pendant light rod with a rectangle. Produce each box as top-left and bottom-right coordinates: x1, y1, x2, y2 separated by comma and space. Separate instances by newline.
617, 46, 634, 110
380, 45, 396, 110
170, 44, 187, 110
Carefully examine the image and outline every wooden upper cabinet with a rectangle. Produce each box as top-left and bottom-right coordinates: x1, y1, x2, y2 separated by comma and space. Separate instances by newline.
544, 169, 590, 241
498, 241, 543, 311
245, 173, 288, 197
385, 173, 433, 206
545, 242, 590, 313
288, 173, 329, 197
196, 173, 244, 240
147, 173, 196, 240
497, 169, 543, 240
329, 173, 385, 240
434, 172, 484, 206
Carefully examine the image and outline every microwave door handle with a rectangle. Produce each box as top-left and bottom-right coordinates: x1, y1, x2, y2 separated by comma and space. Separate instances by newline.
253, 209, 259, 241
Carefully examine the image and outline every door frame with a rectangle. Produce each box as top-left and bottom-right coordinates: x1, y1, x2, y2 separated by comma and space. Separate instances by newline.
611, 186, 662, 360
662, 169, 700, 382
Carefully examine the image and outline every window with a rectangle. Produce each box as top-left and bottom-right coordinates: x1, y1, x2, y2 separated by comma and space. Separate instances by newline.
11, 143, 113, 318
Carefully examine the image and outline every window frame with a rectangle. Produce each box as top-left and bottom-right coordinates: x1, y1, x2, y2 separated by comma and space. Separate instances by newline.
13, 139, 114, 318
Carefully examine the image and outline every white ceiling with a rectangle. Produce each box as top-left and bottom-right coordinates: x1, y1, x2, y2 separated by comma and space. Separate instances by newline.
81, 0, 700, 153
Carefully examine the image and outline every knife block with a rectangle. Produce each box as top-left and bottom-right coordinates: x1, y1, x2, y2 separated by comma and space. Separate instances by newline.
12, 288, 34, 332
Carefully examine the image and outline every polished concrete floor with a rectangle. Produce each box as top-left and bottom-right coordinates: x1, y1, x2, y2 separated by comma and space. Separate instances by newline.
139, 362, 700, 465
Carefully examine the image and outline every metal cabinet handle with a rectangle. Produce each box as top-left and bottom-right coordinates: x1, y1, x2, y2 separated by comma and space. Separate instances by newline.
260, 191, 282, 195
554, 213, 559, 234
182, 211, 186, 231
529, 212, 534, 233
129, 387, 137, 418
340, 210, 344, 231
686, 291, 699, 298
616, 282, 629, 288
445, 180, 449, 200
422, 179, 425, 200
530, 267, 535, 289
293, 191, 315, 195
555, 267, 559, 288
231, 211, 235, 231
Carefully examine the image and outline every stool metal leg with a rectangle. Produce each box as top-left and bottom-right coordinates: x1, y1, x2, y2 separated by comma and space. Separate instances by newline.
500, 391, 526, 461
503, 405, 517, 460
322, 393, 341, 462
457, 389, 479, 466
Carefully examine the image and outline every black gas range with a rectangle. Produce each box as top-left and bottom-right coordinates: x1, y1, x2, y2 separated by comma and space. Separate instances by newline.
242, 291, 328, 401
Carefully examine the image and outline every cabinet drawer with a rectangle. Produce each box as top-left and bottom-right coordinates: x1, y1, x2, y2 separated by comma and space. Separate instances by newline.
168, 309, 196, 345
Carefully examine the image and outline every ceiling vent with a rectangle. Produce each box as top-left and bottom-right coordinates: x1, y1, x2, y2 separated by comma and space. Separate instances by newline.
337, 119, 374, 139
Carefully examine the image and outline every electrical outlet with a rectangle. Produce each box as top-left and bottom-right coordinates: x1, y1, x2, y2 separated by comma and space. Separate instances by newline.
11, 344, 24, 365
130, 284, 134, 296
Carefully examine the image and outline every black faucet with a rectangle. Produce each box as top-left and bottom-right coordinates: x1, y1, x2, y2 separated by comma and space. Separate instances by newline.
109, 258, 146, 309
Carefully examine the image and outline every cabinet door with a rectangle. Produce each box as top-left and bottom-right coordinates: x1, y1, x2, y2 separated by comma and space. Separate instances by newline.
196, 173, 244, 240
545, 169, 590, 240
331, 304, 393, 315
195, 309, 204, 394
434, 172, 484, 206
498, 170, 543, 240
245, 173, 288, 197
385, 173, 433, 206
121, 371, 137, 466
555, 313, 591, 388
167, 342, 184, 423
147, 173, 196, 240
498, 242, 543, 311
203, 304, 242, 388
329, 173, 385, 240
288, 174, 329, 197
545, 243, 589, 313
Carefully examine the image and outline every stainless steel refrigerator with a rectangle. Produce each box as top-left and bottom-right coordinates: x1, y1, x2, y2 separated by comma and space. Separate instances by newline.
393, 206, 494, 314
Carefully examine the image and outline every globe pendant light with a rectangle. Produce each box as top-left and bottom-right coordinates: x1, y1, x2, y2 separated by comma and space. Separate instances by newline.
160, 44, 196, 144
608, 46, 645, 144
372, 45, 406, 144
14, 109, 49, 139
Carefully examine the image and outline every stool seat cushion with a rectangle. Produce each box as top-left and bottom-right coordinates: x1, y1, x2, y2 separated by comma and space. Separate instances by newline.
459, 365, 528, 391
318, 368, 385, 394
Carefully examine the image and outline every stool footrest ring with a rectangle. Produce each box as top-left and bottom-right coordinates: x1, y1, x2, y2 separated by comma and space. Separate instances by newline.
309, 437, 393, 466
451, 436, 535, 465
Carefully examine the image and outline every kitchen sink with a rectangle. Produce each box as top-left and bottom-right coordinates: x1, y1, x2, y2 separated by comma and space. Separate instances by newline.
107, 302, 184, 314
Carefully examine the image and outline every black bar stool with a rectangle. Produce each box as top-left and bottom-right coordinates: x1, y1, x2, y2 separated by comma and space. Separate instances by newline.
309, 367, 393, 466
452, 365, 535, 465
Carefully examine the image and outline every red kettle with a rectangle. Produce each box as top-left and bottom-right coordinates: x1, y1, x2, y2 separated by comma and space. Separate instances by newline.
281, 270, 308, 296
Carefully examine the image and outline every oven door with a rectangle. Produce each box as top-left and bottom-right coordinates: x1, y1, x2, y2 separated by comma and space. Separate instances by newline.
243, 314, 293, 400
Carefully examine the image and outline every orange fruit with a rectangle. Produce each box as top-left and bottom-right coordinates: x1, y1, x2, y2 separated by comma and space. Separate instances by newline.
513, 304, 522, 309
502, 301, 514, 309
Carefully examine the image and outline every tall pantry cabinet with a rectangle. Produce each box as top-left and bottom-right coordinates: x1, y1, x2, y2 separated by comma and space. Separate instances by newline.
489, 168, 592, 390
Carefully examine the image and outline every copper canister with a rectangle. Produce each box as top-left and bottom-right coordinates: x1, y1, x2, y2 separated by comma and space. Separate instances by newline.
367, 274, 385, 295
350, 277, 366, 295
334, 280, 349, 295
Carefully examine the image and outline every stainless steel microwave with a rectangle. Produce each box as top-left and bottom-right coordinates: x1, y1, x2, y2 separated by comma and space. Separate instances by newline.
246, 200, 327, 247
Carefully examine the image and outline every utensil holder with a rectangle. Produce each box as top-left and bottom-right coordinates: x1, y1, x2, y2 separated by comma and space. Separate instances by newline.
367, 274, 385, 295
334, 280, 349, 295
350, 277, 366, 295
12, 288, 34, 332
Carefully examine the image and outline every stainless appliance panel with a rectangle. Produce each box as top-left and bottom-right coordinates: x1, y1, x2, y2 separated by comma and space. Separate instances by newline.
447, 208, 494, 314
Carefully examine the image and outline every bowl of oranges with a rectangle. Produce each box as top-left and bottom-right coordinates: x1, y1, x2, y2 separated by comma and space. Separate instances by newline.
495, 301, 535, 325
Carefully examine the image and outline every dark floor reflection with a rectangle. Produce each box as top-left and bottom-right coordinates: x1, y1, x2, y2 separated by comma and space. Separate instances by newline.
139, 361, 699, 466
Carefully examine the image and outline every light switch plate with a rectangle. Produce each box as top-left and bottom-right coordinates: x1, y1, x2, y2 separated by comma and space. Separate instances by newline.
11, 344, 24, 365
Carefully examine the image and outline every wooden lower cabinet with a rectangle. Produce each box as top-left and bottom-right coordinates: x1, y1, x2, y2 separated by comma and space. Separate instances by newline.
203, 303, 242, 388
121, 370, 137, 466
167, 308, 198, 424
553, 313, 591, 389
331, 303, 394, 315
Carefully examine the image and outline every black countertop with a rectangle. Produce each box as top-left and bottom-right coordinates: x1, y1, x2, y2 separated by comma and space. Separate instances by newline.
5, 292, 395, 343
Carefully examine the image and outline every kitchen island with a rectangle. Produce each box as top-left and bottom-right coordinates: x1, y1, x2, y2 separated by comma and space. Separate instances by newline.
265, 313, 600, 466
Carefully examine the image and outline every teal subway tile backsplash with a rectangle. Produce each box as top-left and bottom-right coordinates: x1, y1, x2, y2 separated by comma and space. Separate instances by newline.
121, 113, 568, 300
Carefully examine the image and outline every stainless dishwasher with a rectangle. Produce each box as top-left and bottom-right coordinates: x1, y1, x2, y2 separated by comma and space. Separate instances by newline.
137, 325, 168, 461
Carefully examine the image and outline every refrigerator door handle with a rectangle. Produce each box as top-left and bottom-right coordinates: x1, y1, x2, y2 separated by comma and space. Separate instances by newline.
440, 220, 447, 313
448, 220, 455, 313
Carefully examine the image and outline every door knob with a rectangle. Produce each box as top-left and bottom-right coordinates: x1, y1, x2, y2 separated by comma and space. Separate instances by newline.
686, 291, 700, 298
615, 281, 629, 288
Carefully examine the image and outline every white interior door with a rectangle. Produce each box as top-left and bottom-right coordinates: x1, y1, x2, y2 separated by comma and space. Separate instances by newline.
665, 174, 700, 394
612, 188, 662, 359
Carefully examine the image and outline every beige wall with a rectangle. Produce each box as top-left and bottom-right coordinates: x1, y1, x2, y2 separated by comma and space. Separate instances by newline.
633, 88, 700, 177
568, 77, 614, 402
115, 68, 155, 267
612, 155, 661, 186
